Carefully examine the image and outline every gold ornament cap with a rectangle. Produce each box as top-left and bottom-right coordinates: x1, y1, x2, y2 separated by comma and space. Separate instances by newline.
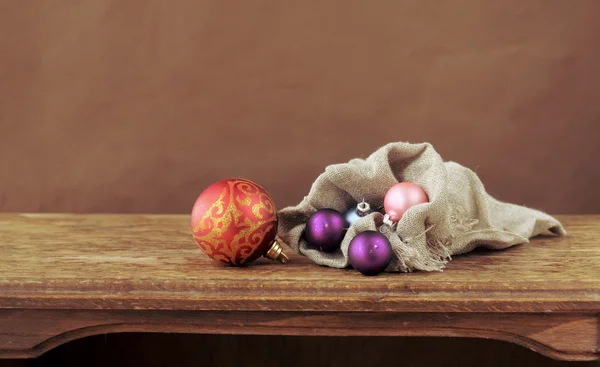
264, 238, 290, 264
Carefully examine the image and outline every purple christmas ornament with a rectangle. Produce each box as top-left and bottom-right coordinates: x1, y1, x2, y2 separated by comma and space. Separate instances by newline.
305, 209, 347, 252
348, 231, 393, 275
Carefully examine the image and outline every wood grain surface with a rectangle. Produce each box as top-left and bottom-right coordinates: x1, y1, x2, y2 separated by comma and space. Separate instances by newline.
0, 213, 598, 312
0, 214, 598, 360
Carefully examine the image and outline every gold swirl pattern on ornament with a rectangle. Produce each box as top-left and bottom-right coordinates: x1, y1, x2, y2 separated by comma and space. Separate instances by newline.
193, 179, 277, 265
193, 186, 234, 263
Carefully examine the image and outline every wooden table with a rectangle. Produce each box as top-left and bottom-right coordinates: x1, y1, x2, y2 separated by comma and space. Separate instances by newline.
0, 214, 598, 361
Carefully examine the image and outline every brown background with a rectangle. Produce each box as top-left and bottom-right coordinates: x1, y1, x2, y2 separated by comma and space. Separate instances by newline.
1, 0, 599, 366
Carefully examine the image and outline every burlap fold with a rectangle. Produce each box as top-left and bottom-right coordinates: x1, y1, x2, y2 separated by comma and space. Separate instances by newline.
277, 142, 565, 272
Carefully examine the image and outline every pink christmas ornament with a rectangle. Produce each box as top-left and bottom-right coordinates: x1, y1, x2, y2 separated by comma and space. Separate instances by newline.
383, 182, 429, 222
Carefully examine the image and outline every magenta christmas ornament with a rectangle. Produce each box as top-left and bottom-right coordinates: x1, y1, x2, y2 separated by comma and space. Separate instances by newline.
304, 209, 347, 252
348, 230, 393, 275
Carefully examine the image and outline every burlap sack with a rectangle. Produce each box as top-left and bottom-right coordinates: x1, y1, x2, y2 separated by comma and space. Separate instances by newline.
277, 142, 566, 272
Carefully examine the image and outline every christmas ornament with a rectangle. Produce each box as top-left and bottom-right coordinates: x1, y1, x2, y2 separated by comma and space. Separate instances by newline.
191, 178, 289, 265
383, 182, 429, 224
344, 200, 372, 225
305, 209, 347, 252
348, 230, 393, 275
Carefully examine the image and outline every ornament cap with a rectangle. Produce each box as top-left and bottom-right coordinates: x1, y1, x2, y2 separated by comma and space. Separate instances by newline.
380, 213, 397, 234
264, 239, 290, 264
356, 200, 371, 217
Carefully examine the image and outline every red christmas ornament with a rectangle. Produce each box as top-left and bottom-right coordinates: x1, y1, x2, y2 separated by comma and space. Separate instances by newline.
191, 178, 289, 265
